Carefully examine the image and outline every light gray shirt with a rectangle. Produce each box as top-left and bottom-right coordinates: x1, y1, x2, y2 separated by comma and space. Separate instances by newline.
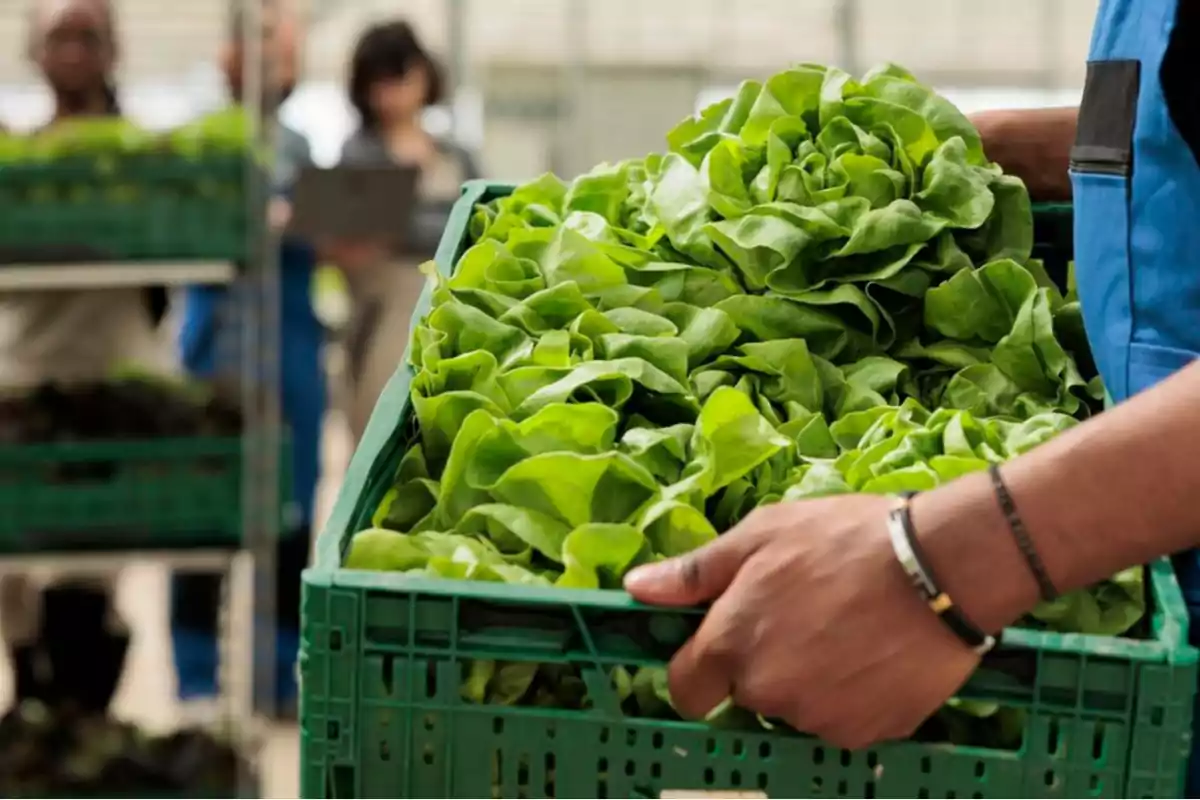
338, 129, 479, 257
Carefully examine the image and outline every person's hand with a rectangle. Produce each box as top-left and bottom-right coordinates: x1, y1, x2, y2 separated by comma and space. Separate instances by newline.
623, 495, 981, 750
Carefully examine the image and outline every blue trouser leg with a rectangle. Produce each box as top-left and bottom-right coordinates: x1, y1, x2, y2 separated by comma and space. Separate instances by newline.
170, 526, 309, 707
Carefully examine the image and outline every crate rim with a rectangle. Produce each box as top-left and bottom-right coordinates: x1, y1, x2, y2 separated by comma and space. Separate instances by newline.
309, 182, 1196, 669
0, 435, 245, 462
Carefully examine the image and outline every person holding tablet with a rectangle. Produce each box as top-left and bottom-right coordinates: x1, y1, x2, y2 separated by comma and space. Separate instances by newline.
331, 20, 478, 444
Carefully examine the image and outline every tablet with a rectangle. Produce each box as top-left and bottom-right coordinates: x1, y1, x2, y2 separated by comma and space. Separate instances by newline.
287, 165, 420, 248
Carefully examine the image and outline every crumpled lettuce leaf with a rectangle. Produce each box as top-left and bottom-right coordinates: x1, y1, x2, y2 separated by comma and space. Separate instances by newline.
344, 61, 1139, 732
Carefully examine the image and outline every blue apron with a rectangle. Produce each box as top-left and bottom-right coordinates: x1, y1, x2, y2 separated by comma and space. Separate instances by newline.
1072, 0, 1200, 790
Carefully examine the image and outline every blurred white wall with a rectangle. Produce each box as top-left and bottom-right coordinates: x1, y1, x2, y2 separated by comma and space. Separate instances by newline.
0, 0, 226, 85
370, 0, 1099, 178
0, 0, 1099, 178
375, 0, 1097, 86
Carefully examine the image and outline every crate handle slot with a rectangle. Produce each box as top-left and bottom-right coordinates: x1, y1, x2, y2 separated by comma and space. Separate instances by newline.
440, 599, 1053, 723
451, 600, 674, 719
455, 595, 704, 668
978, 648, 1039, 685
437, 587, 1048, 702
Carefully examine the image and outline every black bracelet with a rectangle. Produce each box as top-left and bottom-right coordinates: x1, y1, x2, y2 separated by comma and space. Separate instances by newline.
988, 464, 1059, 602
886, 500, 995, 654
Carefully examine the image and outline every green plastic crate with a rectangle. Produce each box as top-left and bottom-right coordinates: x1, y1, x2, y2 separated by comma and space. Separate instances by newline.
300, 183, 1198, 798
0, 154, 249, 263
0, 436, 289, 552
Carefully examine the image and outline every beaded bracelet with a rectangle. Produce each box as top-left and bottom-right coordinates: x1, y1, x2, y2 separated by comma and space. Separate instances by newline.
988, 464, 1059, 602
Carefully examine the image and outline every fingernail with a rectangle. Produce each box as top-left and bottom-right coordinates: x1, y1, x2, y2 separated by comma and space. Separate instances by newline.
623, 563, 665, 590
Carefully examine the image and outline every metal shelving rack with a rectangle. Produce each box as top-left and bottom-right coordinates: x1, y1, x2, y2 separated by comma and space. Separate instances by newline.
234, 0, 284, 747
0, 0, 283, 794
0, 261, 236, 290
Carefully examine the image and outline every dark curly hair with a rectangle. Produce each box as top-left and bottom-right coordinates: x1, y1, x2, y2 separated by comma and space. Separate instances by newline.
348, 20, 444, 129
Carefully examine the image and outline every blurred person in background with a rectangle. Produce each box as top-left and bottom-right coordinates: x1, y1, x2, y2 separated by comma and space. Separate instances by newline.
171, 0, 320, 714
332, 20, 478, 443
0, 0, 158, 712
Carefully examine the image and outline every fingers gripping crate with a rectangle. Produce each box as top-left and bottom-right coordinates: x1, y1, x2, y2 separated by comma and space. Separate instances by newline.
299, 184, 1198, 799
301, 562, 1196, 799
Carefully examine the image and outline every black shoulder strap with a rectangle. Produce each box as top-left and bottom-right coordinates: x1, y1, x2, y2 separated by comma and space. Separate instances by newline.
1162, 1, 1200, 168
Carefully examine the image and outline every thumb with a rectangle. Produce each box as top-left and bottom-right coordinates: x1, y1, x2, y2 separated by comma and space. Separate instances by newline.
624, 530, 759, 606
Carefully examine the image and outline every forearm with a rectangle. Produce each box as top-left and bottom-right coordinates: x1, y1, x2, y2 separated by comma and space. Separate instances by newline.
975, 107, 1078, 202
914, 361, 1200, 632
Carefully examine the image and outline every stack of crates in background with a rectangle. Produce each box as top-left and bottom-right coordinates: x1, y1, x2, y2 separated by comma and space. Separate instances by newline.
297, 186, 1198, 799
0, 85, 271, 554
0, 114, 277, 553
0, 119, 247, 263
0, 1, 287, 795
